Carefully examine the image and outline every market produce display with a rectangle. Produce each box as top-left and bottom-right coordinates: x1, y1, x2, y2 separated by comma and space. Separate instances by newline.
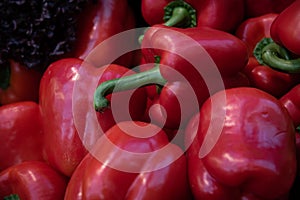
1, 0, 300, 199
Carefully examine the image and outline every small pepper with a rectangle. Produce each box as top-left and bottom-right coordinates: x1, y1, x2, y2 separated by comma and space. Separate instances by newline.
185, 87, 296, 199
0, 101, 44, 172
270, 0, 300, 56
0, 161, 68, 200
141, 0, 245, 32
64, 121, 193, 199
0, 60, 41, 105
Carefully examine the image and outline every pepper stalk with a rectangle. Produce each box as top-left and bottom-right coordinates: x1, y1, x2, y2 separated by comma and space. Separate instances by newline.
94, 59, 166, 112
163, 0, 197, 28
254, 37, 300, 73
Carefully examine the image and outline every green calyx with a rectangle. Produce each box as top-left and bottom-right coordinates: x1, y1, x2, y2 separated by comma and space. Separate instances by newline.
163, 0, 197, 28
94, 64, 166, 112
254, 37, 300, 73
4, 194, 20, 200
0, 65, 10, 90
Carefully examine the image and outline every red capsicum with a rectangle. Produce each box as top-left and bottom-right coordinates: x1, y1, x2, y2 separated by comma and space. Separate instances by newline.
0, 60, 41, 105
64, 121, 192, 199
39, 58, 89, 177
0, 161, 68, 200
71, 0, 136, 67
270, 0, 300, 56
141, 0, 244, 32
235, 13, 279, 57
236, 14, 300, 97
244, 0, 295, 18
0, 101, 44, 172
94, 25, 249, 128
280, 84, 300, 128
185, 87, 296, 199
39, 58, 148, 177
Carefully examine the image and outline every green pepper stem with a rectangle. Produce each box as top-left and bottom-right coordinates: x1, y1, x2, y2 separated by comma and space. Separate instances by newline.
4, 194, 20, 200
0, 65, 10, 90
163, 0, 197, 28
254, 37, 300, 73
261, 43, 300, 73
94, 66, 166, 112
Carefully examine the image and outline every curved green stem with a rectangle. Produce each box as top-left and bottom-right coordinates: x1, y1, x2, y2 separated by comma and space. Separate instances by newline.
94, 66, 166, 112
163, 0, 197, 28
254, 37, 300, 73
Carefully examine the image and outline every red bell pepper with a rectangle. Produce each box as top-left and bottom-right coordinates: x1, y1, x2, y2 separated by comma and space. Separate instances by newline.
39, 58, 89, 177
235, 13, 278, 57
141, 0, 244, 32
64, 121, 193, 199
39, 58, 148, 177
0, 161, 68, 200
0, 101, 44, 172
0, 60, 41, 105
236, 14, 300, 97
244, 57, 300, 97
185, 87, 296, 199
93, 25, 249, 128
280, 84, 300, 128
270, 0, 300, 56
244, 0, 295, 18
71, 0, 136, 67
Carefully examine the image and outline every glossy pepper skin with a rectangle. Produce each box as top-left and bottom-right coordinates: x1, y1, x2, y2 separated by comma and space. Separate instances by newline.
39, 58, 88, 177
236, 14, 300, 97
72, 0, 136, 67
235, 13, 278, 57
141, 0, 244, 32
244, 57, 300, 98
0, 101, 44, 171
280, 84, 300, 128
244, 0, 295, 18
270, 0, 300, 56
0, 60, 41, 105
0, 161, 68, 200
64, 121, 192, 200
40, 58, 148, 177
95, 25, 248, 114
185, 87, 296, 199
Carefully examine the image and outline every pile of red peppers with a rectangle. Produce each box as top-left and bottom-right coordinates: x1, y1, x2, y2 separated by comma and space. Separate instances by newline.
1, 0, 300, 199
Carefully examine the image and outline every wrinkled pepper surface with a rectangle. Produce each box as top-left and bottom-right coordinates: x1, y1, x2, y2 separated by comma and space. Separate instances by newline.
0, 101, 44, 172
64, 121, 192, 200
0, 161, 68, 200
185, 87, 296, 199
141, 0, 244, 32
